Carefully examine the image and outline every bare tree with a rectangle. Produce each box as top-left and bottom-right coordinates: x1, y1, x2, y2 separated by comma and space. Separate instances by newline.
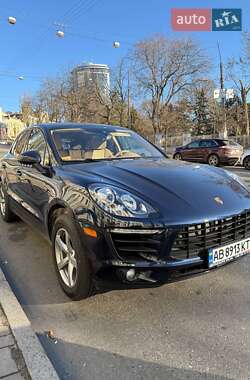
92, 59, 130, 127
20, 95, 33, 126
130, 35, 210, 139
35, 78, 65, 122
228, 33, 250, 135
112, 60, 129, 127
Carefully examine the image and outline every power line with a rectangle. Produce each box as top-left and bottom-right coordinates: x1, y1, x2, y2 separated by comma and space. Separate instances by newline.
64, 0, 101, 25
60, 0, 87, 23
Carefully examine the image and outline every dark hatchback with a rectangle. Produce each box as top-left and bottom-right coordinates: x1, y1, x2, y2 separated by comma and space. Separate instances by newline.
0, 124, 250, 299
173, 138, 243, 166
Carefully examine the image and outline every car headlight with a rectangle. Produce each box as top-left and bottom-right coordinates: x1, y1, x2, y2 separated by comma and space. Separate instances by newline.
226, 171, 248, 190
88, 184, 156, 217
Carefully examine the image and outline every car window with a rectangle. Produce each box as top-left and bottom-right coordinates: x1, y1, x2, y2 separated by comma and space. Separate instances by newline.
186, 141, 200, 148
26, 129, 48, 165
51, 128, 164, 162
219, 139, 240, 147
11, 130, 30, 157
199, 140, 218, 148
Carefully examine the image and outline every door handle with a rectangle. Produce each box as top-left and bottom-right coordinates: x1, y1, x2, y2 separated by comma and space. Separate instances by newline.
16, 169, 22, 177
2, 163, 6, 169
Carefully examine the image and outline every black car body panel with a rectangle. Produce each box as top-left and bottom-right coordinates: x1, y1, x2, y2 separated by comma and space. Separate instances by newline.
1, 123, 250, 287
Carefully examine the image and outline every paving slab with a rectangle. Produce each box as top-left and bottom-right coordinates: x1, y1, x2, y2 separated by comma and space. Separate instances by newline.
0, 333, 15, 348
0, 346, 19, 377
0, 324, 10, 337
4, 375, 26, 380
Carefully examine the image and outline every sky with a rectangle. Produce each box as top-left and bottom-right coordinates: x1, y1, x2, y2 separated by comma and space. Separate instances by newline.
0, 0, 249, 111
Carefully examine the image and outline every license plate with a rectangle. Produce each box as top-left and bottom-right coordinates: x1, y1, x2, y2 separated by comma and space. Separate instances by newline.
208, 238, 250, 268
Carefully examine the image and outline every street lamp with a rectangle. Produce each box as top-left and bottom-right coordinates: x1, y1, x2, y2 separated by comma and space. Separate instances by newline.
113, 41, 120, 48
18, 76, 24, 81
56, 30, 65, 38
8, 16, 16, 25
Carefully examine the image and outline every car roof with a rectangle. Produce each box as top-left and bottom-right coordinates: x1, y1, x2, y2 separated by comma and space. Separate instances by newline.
191, 138, 226, 143
36, 122, 129, 133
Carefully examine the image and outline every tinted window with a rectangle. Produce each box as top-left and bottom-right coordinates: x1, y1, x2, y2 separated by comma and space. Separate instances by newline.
187, 141, 200, 148
26, 129, 48, 165
12, 130, 30, 157
218, 140, 240, 147
199, 140, 218, 148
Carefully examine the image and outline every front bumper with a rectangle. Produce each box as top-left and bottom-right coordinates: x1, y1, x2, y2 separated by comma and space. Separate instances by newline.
81, 209, 250, 285
220, 154, 241, 165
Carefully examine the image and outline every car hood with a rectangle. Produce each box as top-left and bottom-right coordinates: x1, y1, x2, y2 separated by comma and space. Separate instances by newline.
63, 158, 250, 225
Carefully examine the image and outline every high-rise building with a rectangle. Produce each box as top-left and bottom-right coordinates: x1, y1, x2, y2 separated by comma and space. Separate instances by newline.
72, 63, 110, 99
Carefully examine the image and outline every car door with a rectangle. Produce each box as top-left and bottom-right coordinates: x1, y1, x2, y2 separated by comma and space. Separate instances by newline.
1, 129, 31, 211
15, 128, 57, 227
199, 140, 210, 162
182, 141, 201, 161
199, 140, 218, 162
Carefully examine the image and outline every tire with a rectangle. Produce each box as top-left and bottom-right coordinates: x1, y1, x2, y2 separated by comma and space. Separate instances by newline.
174, 153, 182, 160
207, 154, 219, 167
51, 213, 94, 300
243, 156, 250, 170
0, 185, 16, 223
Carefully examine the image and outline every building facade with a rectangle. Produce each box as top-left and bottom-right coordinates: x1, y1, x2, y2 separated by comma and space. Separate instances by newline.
72, 63, 110, 99
0, 107, 25, 139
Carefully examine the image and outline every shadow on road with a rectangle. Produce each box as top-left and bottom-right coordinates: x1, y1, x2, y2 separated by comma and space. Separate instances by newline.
37, 334, 233, 380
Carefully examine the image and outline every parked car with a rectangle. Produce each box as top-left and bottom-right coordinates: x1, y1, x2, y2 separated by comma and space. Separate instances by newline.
173, 139, 243, 166
1, 124, 250, 299
240, 149, 250, 170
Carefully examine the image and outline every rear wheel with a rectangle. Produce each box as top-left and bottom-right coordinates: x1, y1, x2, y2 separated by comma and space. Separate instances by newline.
174, 153, 182, 160
243, 156, 250, 170
52, 213, 94, 300
0, 185, 16, 223
208, 154, 219, 167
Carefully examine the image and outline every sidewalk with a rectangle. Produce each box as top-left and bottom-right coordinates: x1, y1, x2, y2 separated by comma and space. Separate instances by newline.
0, 305, 30, 379
0, 268, 60, 380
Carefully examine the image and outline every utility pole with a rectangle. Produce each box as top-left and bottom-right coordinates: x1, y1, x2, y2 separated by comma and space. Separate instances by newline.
217, 42, 227, 138
127, 70, 131, 129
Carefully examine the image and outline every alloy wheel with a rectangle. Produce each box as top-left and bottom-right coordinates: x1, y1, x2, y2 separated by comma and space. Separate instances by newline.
244, 158, 250, 170
174, 153, 182, 160
208, 155, 219, 166
55, 228, 78, 288
0, 187, 6, 217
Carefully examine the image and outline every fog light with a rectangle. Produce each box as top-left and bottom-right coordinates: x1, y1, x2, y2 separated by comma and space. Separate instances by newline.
83, 227, 97, 238
126, 269, 136, 281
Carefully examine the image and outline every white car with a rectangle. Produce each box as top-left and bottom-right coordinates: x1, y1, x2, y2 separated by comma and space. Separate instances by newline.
240, 149, 250, 170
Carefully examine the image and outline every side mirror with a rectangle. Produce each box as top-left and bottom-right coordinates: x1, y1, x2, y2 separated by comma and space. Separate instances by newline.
18, 150, 41, 165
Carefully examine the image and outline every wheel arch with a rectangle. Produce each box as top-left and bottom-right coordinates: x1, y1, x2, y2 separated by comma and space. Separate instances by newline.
47, 201, 74, 239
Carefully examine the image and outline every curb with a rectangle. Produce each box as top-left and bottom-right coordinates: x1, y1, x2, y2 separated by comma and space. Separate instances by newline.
0, 267, 60, 380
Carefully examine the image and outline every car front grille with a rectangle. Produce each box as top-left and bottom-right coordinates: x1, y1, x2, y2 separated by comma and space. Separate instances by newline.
110, 229, 165, 262
110, 211, 250, 264
172, 211, 250, 260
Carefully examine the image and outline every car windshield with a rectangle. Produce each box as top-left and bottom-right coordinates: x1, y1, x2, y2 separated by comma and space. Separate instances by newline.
51, 128, 164, 162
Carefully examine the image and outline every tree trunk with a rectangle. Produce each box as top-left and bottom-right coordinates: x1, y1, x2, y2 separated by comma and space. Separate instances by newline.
244, 99, 249, 136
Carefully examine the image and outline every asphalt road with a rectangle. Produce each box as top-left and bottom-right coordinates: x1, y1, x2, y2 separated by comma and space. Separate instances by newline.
0, 146, 250, 380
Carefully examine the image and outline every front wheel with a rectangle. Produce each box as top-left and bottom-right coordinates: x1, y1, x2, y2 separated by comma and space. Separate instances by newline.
174, 153, 182, 160
208, 154, 219, 167
52, 213, 94, 300
243, 156, 250, 170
